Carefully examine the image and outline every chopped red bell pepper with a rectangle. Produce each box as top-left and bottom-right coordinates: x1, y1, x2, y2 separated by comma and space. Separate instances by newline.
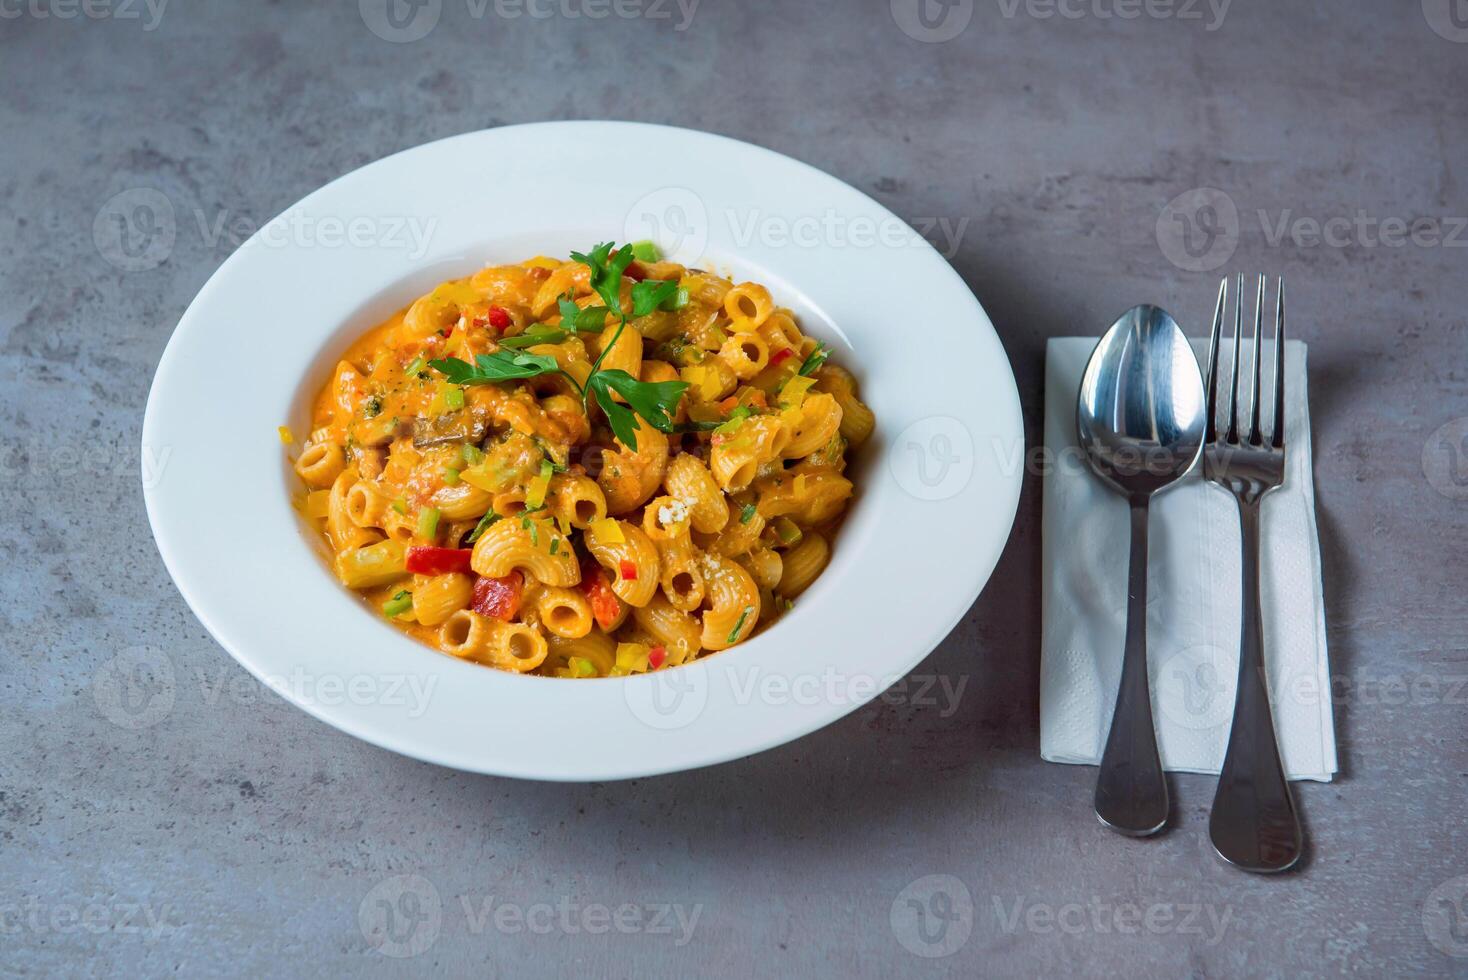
487, 306, 512, 330
648, 646, 667, 670
619, 559, 638, 581
472, 570, 524, 621
624, 260, 647, 282
769, 347, 794, 367
578, 559, 623, 629
405, 546, 474, 576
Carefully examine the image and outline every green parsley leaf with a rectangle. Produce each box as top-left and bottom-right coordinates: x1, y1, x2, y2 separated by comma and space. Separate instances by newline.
571, 242, 635, 314
591, 381, 644, 452
430, 351, 561, 385
590, 369, 688, 448
557, 296, 611, 334
630, 279, 680, 317
497, 326, 568, 349
798, 342, 830, 377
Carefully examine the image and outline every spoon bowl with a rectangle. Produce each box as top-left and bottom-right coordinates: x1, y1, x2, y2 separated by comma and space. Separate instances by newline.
1076, 305, 1206, 837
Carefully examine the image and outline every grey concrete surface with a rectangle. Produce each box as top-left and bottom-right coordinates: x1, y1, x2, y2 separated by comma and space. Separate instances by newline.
3, 1, 1466, 976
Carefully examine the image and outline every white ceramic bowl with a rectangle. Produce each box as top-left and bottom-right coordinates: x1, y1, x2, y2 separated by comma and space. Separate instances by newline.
143, 122, 1022, 780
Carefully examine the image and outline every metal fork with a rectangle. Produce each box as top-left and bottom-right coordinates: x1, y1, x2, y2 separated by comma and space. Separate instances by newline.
1201, 275, 1303, 873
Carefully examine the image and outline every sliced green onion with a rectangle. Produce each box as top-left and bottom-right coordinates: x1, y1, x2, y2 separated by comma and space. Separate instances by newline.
443, 468, 461, 486
671, 286, 690, 310
417, 506, 440, 541
714, 407, 752, 436
404, 356, 426, 377
739, 503, 757, 525
465, 509, 499, 544
444, 386, 465, 410
460, 444, 484, 467
383, 590, 413, 618
549, 538, 560, 556
630, 240, 661, 262
726, 605, 754, 645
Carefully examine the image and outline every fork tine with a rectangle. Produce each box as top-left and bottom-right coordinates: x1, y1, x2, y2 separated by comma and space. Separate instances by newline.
1247, 274, 1265, 445
1205, 277, 1227, 444
1225, 273, 1243, 443
1272, 277, 1286, 449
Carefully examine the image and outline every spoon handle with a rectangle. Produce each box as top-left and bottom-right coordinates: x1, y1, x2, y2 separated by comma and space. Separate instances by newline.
1094, 497, 1169, 836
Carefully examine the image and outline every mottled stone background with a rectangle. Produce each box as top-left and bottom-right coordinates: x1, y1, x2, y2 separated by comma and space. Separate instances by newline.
3, 1, 1466, 976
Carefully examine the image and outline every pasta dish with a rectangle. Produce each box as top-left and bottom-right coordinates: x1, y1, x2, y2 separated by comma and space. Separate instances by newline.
286, 243, 874, 677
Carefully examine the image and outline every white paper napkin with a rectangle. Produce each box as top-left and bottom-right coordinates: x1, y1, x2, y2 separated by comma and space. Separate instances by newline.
1040, 337, 1337, 782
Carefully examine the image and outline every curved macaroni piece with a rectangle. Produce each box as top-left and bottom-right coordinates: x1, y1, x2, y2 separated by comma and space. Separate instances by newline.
334, 538, 405, 590
440, 611, 548, 672
633, 595, 703, 666
470, 516, 579, 586
777, 533, 830, 599
781, 392, 844, 459
664, 454, 729, 533
723, 281, 774, 328
345, 480, 391, 529
738, 547, 784, 593
533, 586, 594, 639
294, 440, 345, 489
403, 281, 480, 340
589, 323, 643, 380
814, 365, 876, 447
548, 474, 607, 529
544, 631, 616, 677
412, 572, 474, 626
596, 419, 668, 515
710, 416, 789, 491
585, 520, 660, 608
530, 262, 591, 316
756, 465, 854, 526
699, 553, 760, 651
327, 472, 378, 552
717, 333, 770, 381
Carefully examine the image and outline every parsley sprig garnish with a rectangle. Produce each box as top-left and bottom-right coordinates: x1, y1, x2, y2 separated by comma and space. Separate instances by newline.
428, 242, 688, 450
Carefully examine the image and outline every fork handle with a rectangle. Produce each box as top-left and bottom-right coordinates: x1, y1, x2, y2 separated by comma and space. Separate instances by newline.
1209, 499, 1304, 873
1094, 497, 1169, 837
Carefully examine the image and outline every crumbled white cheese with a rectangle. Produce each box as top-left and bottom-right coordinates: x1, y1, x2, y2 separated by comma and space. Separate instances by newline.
658, 500, 690, 527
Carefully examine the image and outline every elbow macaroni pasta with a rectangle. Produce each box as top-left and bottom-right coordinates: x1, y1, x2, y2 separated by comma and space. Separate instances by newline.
289, 248, 874, 676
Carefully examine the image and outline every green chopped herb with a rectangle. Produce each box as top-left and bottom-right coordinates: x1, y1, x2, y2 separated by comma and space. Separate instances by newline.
798, 342, 830, 377
465, 509, 500, 545
460, 444, 484, 466
549, 538, 560, 556
404, 356, 426, 378
726, 605, 754, 644
417, 506, 440, 541
714, 406, 752, 436
363, 395, 383, 418
739, 503, 757, 525
382, 590, 413, 618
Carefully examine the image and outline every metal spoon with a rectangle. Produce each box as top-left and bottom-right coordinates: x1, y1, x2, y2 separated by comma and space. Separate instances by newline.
1076, 305, 1207, 837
